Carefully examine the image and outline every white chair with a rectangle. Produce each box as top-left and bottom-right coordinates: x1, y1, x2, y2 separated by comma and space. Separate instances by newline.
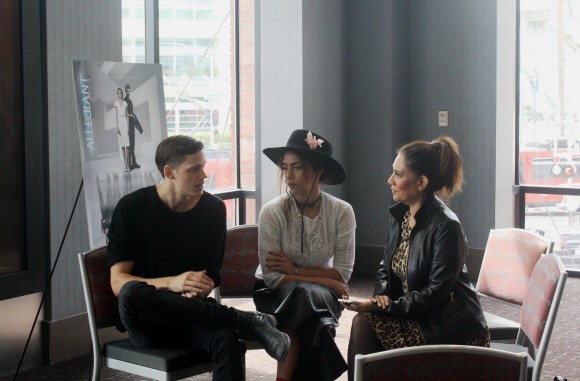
491, 253, 568, 381
476, 228, 553, 341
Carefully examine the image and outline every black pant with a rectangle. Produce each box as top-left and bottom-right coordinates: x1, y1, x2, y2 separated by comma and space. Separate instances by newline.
118, 281, 244, 381
254, 281, 347, 380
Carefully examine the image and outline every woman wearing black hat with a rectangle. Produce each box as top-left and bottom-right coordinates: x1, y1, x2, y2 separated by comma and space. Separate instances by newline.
254, 130, 356, 381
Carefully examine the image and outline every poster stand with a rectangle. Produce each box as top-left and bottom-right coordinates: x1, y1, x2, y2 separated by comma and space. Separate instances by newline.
12, 180, 84, 381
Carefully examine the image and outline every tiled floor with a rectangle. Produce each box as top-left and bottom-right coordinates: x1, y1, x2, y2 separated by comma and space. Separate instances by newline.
3, 275, 579, 381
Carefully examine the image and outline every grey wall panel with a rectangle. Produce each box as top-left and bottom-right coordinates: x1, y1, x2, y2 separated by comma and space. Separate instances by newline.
46, 0, 122, 320
303, 0, 347, 200
346, 0, 411, 245
495, 0, 517, 229
409, 0, 497, 248
259, 0, 303, 206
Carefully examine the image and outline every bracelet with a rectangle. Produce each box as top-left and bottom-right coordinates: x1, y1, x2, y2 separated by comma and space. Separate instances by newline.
294, 266, 300, 275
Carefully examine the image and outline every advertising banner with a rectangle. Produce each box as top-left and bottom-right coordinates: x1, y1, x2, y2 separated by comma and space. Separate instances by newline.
72, 60, 167, 248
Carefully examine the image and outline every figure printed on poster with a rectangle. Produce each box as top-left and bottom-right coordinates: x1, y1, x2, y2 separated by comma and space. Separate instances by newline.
72, 60, 167, 248
124, 83, 143, 170
115, 87, 131, 172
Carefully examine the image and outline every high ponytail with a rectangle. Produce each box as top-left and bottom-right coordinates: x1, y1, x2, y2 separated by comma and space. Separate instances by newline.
398, 136, 464, 199
432, 137, 463, 198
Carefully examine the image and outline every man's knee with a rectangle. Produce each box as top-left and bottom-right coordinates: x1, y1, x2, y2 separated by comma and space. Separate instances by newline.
118, 280, 152, 314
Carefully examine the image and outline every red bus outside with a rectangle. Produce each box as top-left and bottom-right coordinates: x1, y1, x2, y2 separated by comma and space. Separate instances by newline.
520, 140, 580, 206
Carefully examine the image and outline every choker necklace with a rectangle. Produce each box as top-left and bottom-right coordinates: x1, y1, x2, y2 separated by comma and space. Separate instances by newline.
294, 193, 322, 209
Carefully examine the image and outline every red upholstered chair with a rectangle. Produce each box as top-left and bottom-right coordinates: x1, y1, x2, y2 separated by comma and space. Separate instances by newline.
354, 345, 527, 381
492, 253, 567, 381
215, 224, 260, 301
214, 224, 263, 351
476, 228, 553, 341
78, 246, 228, 381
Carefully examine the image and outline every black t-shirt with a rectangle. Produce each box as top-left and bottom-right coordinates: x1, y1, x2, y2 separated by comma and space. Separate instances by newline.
107, 185, 226, 285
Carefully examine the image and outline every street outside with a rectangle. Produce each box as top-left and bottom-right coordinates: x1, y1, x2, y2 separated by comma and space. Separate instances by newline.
526, 209, 580, 269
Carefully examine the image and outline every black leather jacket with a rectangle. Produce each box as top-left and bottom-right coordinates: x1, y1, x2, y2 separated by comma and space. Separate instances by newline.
372, 195, 487, 343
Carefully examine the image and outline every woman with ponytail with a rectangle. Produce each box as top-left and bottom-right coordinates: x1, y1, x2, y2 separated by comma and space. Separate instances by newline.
344, 136, 489, 381
255, 129, 356, 381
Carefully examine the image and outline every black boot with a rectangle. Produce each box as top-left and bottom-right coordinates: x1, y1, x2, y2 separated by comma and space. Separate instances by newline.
236, 311, 290, 362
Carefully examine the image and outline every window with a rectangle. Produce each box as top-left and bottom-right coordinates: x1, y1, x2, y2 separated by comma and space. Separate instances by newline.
518, 0, 580, 272
0, 0, 24, 277
0, 0, 47, 300
122, 0, 256, 225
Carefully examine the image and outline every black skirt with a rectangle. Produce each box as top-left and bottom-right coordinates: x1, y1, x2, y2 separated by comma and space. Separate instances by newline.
253, 280, 347, 381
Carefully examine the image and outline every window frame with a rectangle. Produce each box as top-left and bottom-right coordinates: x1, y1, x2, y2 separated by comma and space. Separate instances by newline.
0, 0, 49, 301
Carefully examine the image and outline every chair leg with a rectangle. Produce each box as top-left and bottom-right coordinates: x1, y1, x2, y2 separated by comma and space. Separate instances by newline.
242, 351, 246, 381
90, 347, 102, 381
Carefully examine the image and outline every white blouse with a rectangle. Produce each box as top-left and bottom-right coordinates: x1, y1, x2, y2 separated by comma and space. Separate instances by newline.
256, 192, 356, 289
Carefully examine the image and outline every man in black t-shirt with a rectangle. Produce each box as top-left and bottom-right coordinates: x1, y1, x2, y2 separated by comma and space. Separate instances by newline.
107, 135, 289, 381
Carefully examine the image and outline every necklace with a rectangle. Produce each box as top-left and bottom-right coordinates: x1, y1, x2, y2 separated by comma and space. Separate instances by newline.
294, 193, 322, 209
296, 170, 321, 255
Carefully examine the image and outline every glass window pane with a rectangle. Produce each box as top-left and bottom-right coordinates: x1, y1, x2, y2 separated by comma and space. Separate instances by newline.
224, 199, 236, 227
160, 0, 236, 193
524, 194, 580, 270
122, 0, 256, 224
196, 9, 215, 20
239, 0, 255, 193
520, 1, 580, 270
519, 1, 580, 188
245, 198, 256, 225
122, 0, 146, 63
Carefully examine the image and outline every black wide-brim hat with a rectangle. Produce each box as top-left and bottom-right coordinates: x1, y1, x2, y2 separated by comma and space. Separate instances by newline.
263, 129, 346, 185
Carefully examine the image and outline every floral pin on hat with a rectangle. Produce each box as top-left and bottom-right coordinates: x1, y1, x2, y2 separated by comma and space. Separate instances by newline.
263, 129, 346, 185
305, 131, 324, 150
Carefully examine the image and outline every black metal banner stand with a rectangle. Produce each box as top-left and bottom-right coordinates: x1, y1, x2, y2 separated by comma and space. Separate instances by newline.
13, 179, 84, 381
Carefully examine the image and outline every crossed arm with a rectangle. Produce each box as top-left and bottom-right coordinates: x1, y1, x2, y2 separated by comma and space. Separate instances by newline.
264, 250, 349, 296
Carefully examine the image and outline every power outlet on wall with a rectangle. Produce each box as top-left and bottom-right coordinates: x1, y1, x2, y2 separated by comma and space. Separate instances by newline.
438, 111, 449, 127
